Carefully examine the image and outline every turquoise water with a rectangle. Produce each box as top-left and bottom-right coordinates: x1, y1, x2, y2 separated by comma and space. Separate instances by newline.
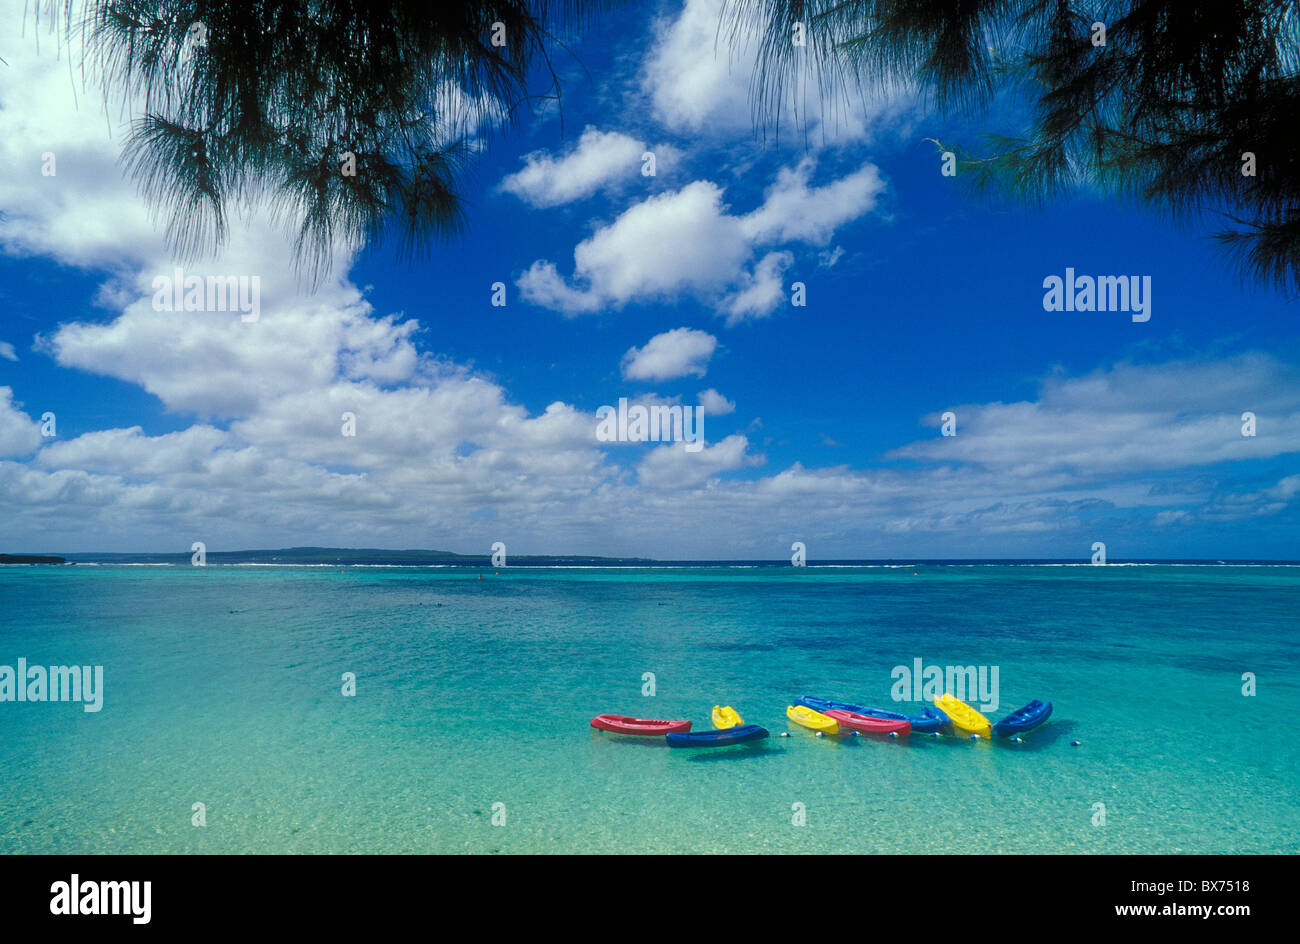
1, 564, 1297, 854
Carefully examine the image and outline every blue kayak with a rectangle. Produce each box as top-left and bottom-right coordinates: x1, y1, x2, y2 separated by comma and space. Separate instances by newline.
993, 699, 1053, 737
666, 724, 769, 747
797, 695, 871, 715
912, 706, 954, 735
796, 695, 950, 735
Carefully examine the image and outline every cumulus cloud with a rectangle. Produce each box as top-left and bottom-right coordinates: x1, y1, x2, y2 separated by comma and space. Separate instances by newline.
4, 352, 1299, 556
0, 342, 17, 361
519, 159, 883, 321
515, 261, 606, 315
499, 127, 648, 207
641, 0, 911, 142
642, 0, 751, 133
0, 11, 165, 271
637, 434, 762, 488
0, 9, 615, 548
621, 328, 718, 381
721, 251, 792, 325
526, 182, 749, 313
740, 160, 886, 244
36, 425, 229, 477
889, 354, 1300, 477
43, 289, 418, 418
0, 388, 42, 458
698, 388, 735, 415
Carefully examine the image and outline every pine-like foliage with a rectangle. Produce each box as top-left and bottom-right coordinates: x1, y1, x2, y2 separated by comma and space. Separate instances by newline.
37, 1, 607, 284
729, 0, 1300, 293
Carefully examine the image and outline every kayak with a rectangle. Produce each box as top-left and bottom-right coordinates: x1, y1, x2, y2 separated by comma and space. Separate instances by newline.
823, 709, 911, 736
993, 699, 1053, 737
667, 724, 769, 747
933, 693, 992, 739
913, 706, 953, 735
712, 705, 744, 729
590, 714, 691, 735
796, 695, 869, 715
786, 704, 840, 734
797, 695, 949, 734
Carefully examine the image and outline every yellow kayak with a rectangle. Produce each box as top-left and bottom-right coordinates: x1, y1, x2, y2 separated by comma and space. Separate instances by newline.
712, 705, 743, 729
786, 704, 839, 734
934, 693, 992, 738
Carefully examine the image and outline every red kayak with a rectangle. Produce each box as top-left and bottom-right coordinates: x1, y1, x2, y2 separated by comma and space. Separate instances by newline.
824, 709, 911, 736
590, 714, 691, 735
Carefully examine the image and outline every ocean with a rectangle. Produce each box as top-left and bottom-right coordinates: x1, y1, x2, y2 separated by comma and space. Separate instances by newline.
1, 562, 1296, 853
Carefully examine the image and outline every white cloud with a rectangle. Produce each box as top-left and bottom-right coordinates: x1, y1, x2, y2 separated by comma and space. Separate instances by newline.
0, 387, 42, 458
516, 261, 605, 315
42, 286, 412, 418
698, 388, 735, 415
637, 434, 762, 488
721, 251, 791, 325
740, 159, 886, 244
499, 127, 647, 207
0, 10, 617, 547
0, 14, 160, 270
0, 342, 17, 361
3, 353, 1299, 557
519, 160, 883, 321
432, 80, 511, 146
643, 0, 751, 132
642, 0, 910, 143
570, 181, 749, 302
621, 327, 718, 381
36, 424, 230, 477
818, 246, 845, 268
889, 355, 1300, 477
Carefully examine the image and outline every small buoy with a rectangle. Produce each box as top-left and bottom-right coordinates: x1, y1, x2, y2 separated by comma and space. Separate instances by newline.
477, 575, 483, 580
969, 733, 979, 740
815, 731, 825, 738
850, 730, 858, 736
1011, 736, 1023, 743
1070, 740, 1082, 747
889, 731, 898, 738
930, 732, 941, 738
780, 731, 789, 738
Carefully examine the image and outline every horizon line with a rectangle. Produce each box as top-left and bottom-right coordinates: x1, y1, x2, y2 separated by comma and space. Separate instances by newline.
5, 549, 1298, 566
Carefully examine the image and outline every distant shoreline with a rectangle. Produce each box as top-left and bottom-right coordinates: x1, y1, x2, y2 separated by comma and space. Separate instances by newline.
3, 548, 1297, 567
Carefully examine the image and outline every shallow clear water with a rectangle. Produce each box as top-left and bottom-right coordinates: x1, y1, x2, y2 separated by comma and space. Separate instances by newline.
1, 564, 1296, 853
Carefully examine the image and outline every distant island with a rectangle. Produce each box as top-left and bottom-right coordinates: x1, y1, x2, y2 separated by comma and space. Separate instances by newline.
0, 554, 67, 564
13, 548, 1295, 567
56, 547, 658, 566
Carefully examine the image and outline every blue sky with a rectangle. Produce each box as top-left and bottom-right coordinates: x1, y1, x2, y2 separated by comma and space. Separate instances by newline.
1, 0, 1297, 558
